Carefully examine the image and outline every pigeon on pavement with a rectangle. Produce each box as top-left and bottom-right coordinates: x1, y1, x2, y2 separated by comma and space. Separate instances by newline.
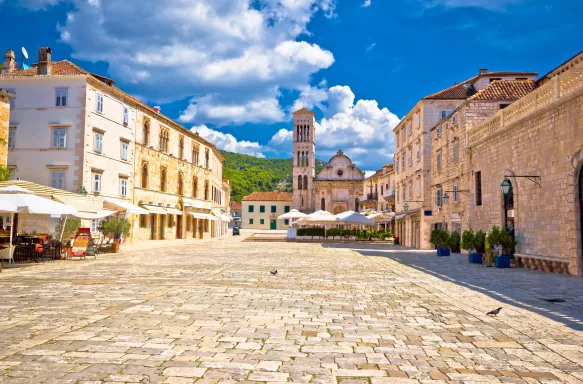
487, 307, 502, 316
270, 269, 278, 276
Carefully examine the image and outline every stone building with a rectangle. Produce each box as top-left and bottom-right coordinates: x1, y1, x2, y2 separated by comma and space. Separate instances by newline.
361, 163, 395, 212
242, 191, 292, 230
393, 69, 537, 249
430, 79, 536, 234
465, 51, 583, 275
291, 108, 365, 214
0, 47, 230, 242
0, 88, 12, 166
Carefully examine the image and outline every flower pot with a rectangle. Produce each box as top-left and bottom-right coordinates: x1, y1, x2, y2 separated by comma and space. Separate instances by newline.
468, 253, 482, 264
495, 255, 511, 268
437, 247, 450, 256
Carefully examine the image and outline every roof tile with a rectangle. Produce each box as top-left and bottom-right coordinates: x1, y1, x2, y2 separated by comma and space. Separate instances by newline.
469, 80, 536, 101
242, 192, 293, 202
292, 107, 316, 116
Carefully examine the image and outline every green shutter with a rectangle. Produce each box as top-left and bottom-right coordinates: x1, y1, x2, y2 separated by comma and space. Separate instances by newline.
260, 219, 264, 225
271, 205, 277, 213
284, 206, 290, 213
284, 219, 289, 225
249, 205, 254, 212
260, 205, 265, 213
249, 218, 254, 224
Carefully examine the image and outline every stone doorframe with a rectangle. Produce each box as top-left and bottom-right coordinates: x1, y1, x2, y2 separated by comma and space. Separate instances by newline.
570, 149, 583, 276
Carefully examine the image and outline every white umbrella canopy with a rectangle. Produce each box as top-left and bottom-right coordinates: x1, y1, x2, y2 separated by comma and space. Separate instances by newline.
278, 209, 308, 220
336, 211, 375, 225
0, 186, 34, 194
0, 187, 77, 215
0, 200, 18, 213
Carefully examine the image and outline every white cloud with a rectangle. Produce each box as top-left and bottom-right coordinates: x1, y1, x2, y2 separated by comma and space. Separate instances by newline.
47, 0, 336, 125
365, 42, 377, 53
191, 125, 265, 158
267, 128, 294, 153
362, 0, 372, 7
271, 84, 400, 169
420, 0, 523, 10
364, 170, 376, 178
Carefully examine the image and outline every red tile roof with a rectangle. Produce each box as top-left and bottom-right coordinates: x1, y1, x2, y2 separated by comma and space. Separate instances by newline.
242, 192, 293, 202
0, 60, 88, 78
423, 71, 538, 100
469, 80, 536, 101
230, 201, 242, 210
292, 107, 316, 116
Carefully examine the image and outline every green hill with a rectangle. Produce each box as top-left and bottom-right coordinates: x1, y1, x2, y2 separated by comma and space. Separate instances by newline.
221, 150, 326, 202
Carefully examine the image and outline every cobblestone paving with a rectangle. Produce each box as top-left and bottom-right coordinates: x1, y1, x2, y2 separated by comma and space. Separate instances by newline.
1, 235, 582, 383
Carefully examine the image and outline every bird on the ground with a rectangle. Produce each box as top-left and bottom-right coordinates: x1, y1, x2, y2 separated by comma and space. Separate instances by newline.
486, 307, 502, 316
270, 269, 278, 276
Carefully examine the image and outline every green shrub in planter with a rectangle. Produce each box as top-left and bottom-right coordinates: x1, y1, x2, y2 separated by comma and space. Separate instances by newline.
461, 229, 475, 252
430, 229, 449, 248
475, 230, 486, 254
448, 231, 461, 253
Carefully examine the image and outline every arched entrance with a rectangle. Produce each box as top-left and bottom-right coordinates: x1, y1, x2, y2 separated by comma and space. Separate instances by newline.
579, 170, 583, 269
321, 198, 325, 211
503, 178, 514, 233
334, 206, 345, 215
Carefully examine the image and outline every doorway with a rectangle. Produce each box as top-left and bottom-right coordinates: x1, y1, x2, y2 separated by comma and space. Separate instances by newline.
159, 215, 165, 240
503, 178, 515, 233
150, 214, 156, 240
176, 215, 183, 239
270, 220, 277, 230
321, 198, 325, 211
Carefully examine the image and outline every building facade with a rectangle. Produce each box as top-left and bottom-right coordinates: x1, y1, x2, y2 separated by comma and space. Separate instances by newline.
0, 47, 230, 242
361, 163, 395, 212
242, 192, 292, 230
0, 88, 11, 166
393, 69, 537, 249
291, 108, 365, 214
430, 79, 536, 235
466, 52, 583, 275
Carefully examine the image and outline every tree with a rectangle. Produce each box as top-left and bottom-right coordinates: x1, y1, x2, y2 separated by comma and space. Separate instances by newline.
98, 218, 131, 238
55, 217, 81, 242
0, 165, 11, 182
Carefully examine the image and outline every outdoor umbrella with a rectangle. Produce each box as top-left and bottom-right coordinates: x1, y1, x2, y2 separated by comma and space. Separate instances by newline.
278, 209, 308, 220
303, 211, 338, 242
337, 211, 375, 226
0, 200, 18, 264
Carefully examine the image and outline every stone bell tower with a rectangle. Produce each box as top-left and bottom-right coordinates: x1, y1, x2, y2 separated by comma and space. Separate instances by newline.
292, 108, 316, 213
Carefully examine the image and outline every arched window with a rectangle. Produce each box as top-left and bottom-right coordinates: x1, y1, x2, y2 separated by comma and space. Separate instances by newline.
142, 118, 150, 145
205, 148, 210, 169
160, 167, 167, 192
301, 196, 304, 208
159, 128, 169, 152
204, 180, 209, 200
192, 145, 199, 165
193, 177, 198, 198
297, 152, 301, 166
178, 136, 184, 159
178, 172, 184, 195
298, 175, 303, 190
303, 175, 308, 190
355, 198, 360, 212
141, 162, 148, 189
305, 151, 309, 166
321, 198, 325, 211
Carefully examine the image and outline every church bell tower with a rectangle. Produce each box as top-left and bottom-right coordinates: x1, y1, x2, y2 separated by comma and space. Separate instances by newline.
292, 108, 316, 213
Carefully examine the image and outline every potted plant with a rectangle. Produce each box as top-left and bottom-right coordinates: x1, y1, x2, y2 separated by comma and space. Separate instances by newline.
462, 229, 482, 264
98, 218, 131, 253
430, 229, 450, 256
449, 231, 461, 253
495, 228, 516, 268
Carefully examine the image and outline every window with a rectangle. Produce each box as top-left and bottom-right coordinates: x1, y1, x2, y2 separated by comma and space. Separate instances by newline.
260, 219, 265, 225
143, 119, 150, 145
8, 127, 15, 148
414, 112, 420, 129
284, 219, 289, 225
141, 163, 148, 189
453, 184, 458, 203
159, 128, 169, 152
437, 150, 442, 171
249, 218, 254, 225
205, 149, 210, 169
416, 145, 420, 162
260, 205, 265, 213
271, 206, 277, 213
140, 215, 147, 228
92, 172, 102, 193
55, 88, 68, 107
408, 120, 412, 136
160, 167, 167, 192
416, 180, 421, 197
453, 140, 459, 163
51, 170, 66, 190
91, 219, 101, 233
192, 146, 199, 165
249, 205, 254, 213
178, 136, 184, 159
168, 216, 173, 228
500, 103, 511, 110
396, 188, 399, 203
6, 88, 15, 108
178, 173, 184, 195
452, 114, 457, 124
395, 158, 399, 173
402, 185, 406, 201
435, 188, 442, 207
121, 140, 129, 161
95, 93, 104, 113
120, 178, 128, 197
440, 109, 452, 121
408, 150, 412, 168
408, 183, 412, 199
193, 177, 198, 198
401, 155, 405, 171
204, 181, 209, 200
123, 106, 129, 125
381, 185, 384, 195
284, 206, 290, 213
475, 171, 482, 206
52, 128, 67, 149
436, 126, 441, 136
94, 131, 103, 153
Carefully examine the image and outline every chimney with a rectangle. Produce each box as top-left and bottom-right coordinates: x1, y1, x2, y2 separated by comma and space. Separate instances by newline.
2, 50, 15, 74
37, 47, 52, 75
153, 106, 161, 113
479, 68, 489, 75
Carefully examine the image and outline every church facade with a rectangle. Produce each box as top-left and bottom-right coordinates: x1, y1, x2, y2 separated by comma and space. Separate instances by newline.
292, 108, 365, 214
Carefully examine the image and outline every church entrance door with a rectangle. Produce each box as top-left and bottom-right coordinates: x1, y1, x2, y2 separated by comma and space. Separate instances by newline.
333, 206, 346, 215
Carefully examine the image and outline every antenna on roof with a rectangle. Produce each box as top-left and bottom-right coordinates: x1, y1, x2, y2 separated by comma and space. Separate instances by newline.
21, 47, 30, 70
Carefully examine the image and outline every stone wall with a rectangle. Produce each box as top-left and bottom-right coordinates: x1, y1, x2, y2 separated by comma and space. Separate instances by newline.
0, 92, 9, 166
469, 89, 583, 275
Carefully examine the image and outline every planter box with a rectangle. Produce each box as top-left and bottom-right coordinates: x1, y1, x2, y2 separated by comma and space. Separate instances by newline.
468, 253, 482, 264
495, 255, 511, 268
437, 247, 450, 257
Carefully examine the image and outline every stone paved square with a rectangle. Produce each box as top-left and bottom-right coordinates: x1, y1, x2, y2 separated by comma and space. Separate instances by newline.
1, 233, 582, 383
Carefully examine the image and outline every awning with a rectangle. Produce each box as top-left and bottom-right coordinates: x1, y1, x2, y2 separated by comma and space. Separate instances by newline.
142, 205, 167, 214
73, 209, 117, 220
57, 195, 102, 214
182, 197, 212, 209
104, 198, 149, 215
188, 212, 217, 220
165, 207, 183, 216
394, 213, 405, 221
211, 210, 230, 222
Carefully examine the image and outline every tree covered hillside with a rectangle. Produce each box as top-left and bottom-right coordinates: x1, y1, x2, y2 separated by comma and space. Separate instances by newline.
221, 150, 326, 202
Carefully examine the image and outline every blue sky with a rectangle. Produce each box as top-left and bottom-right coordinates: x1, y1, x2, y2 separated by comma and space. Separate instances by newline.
2, 0, 582, 171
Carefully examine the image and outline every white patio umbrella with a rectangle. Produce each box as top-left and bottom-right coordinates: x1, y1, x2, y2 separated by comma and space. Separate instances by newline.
278, 209, 308, 220
336, 211, 375, 226
0, 200, 18, 265
303, 210, 339, 242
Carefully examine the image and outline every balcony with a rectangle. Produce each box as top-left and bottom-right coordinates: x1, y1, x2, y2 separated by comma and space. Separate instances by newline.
383, 189, 395, 198
366, 193, 378, 201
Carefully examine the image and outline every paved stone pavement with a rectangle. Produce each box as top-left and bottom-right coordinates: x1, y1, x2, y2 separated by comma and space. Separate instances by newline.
1, 234, 582, 384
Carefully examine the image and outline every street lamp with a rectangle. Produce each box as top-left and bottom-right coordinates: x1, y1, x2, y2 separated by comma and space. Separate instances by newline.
403, 203, 409, 212
442, 193, 449, 205
80, 186, 88, 196
500, 179, 511, 196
